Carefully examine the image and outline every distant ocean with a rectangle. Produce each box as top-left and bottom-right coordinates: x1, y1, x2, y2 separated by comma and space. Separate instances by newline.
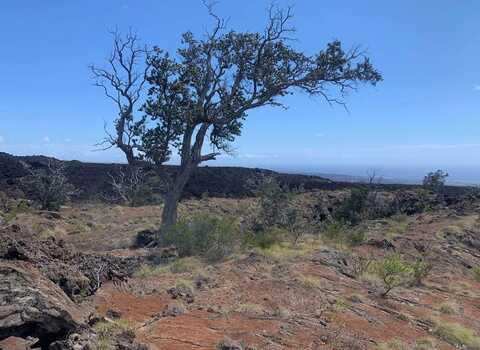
270, 165, 480, 187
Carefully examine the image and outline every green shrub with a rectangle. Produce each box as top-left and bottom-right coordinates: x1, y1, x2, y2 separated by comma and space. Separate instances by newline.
473, 266, 480, 282
413, 338, 436, 350
374, 254, 412, 297
410, 257, 432, 286
322, 222, 366, 246
439, 302, 459, 315
242, 227, 282, 249
162, 214, 237, 262
258, 177, 291, 228
434, 321, 480, 349
376, 339, 408, 350
348, 228, 367, 246
334, 188, 368, 225
423, 170, 448, 194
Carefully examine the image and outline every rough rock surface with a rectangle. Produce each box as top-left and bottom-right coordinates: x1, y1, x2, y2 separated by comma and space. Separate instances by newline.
49, 327, 148, 350
0, 261, 84, 348
0, 231, 143, 299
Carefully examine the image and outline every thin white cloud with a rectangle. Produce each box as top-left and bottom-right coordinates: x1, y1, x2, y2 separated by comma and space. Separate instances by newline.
43, 136, 51, 143
239, 153, 279, 159
315, 132, 325, 137
474, 85, 480, 91
363, 143, 480, 152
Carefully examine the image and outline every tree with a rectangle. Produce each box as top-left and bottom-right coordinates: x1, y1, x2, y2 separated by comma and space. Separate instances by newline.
107, 166, 147, 206
423, 169, 448, 194
23, 161, 76, 211
90, 30, 150, 165
93, 3, 382, 229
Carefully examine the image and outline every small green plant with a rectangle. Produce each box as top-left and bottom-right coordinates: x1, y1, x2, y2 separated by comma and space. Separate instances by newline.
376, 339, 408, 350
410, 256, 432, 286
322, 222, 366, 246
473, 266, 480, 282
412, 338, 436, 350
374, 254, 412, 297
162, 214, 237, 262
243, 227, 282, 249
257, 177, 291, 228
439, 302, 460, 315
434, 321, 480, 349
283, 206, 304, 244
93, 318, 134, 350
322, 221, 346, 241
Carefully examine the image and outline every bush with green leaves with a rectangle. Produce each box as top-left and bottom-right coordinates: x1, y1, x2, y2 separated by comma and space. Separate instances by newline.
322, 221, 366, 246
374, 254, 412, 297
242, 227, 282, 249
161, 214, 237, 262
334, 188, 369, 225
257, 177, 291, 228
249, 176, 305, 244
410, 256, 433, 286
473, 266, 480, 282
423, 170, 448, 194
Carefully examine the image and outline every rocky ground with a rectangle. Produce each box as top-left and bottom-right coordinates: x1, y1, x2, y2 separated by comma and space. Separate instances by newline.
1, 193, 480, 349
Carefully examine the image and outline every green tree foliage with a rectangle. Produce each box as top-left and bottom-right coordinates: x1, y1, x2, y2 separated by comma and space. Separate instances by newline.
334, 188, 369, 225
92, 3, 382, 228
423, 170, 448, 194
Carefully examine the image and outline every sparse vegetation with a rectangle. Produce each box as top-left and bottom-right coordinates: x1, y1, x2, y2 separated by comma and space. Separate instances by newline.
22, 161, 76, 211
374, 254, 412, 297
161, 214, 238, 262
334, 188, 369, 225
93, 318, 135, 350
410, 254, 433, 286
473, 266, 480, 282
423, 170, 448, 194
434, 321, 480, 349
376, 339, 409, 350
322, 221, 367, 246
107, 166, 152, 206
377, 338, 436, 350
439, 302, 460, 315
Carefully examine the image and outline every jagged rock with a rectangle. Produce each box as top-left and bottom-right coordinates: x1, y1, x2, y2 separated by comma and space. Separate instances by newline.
366, 238, 395, 250
106, 309, 122, 319
135, 229, 157, 248
311, 249, 355, 277
0, 233, 143, 300
216, 338, 244, 350
49, 325, 148, 350
0, 261, 84, 348
145, 246, 178, 265
0, 336, 39, 350
167, 284, 194, 304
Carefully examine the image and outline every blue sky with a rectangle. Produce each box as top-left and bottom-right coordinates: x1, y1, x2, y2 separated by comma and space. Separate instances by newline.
1, 1, 479, 182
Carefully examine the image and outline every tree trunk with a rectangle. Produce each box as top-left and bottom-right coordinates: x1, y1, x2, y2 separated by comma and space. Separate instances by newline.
161, 164, 194, 229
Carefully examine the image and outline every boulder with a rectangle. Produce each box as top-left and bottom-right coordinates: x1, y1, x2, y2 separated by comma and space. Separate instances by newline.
0, 261, 84, 348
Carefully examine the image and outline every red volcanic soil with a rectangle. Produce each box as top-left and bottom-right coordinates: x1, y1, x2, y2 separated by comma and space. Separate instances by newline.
88, 210, 480, 349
